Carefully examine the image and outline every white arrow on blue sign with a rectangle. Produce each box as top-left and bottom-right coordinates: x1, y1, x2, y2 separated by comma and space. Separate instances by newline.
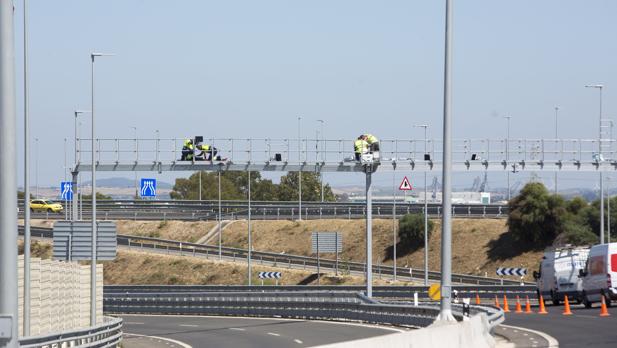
60, 182, 73, 201
140, 178, 157, 197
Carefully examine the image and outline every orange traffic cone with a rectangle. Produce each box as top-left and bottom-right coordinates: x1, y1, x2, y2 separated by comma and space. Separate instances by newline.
494, 295, 501, 309
503, 295, 510, 312
524, 296, 532, 314
515, 295, 523, 313
538, 295, 548, 314
600, 296, 610, 317
563, 295, 573, 315
476, 292, 481, 305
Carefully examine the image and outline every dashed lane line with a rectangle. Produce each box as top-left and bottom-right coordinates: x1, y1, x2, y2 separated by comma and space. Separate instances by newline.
124, 333, 192, 348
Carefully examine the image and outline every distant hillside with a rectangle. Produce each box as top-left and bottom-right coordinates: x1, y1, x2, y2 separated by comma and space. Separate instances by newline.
82, 177, 173, 189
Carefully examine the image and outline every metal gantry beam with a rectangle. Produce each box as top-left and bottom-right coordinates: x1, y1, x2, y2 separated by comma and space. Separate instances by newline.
72, 137, 617, 174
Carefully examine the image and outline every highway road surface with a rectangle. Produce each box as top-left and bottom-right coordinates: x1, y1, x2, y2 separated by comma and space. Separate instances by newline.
119, 314, 402, 348
503, 304, 617, 348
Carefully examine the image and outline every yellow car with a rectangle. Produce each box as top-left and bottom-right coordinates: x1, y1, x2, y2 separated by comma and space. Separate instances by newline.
30, 199, 63, 213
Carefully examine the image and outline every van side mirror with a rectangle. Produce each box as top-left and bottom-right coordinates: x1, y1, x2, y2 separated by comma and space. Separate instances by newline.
578, 269, 587, 278
532, 271, 539, 280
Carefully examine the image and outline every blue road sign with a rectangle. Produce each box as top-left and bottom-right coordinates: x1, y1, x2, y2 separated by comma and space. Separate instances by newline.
140, 178, 157, 197
60, 182, 74, 201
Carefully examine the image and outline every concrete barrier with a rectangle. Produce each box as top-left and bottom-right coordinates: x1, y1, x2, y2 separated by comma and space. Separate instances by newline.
315, 314, 495, 348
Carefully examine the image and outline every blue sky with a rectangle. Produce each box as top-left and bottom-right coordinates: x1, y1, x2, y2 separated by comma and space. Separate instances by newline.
12, 0, 617, 191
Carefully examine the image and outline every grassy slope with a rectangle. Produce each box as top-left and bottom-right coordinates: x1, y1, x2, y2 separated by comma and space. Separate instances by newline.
27, 218, 544, 282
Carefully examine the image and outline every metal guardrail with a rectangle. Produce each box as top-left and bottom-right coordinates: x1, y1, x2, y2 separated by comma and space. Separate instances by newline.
103, 289, 504, 330
18, 200, 509, 221
104, 285, 536, 300
19, 316, 122, 348
20, 226, 526, 286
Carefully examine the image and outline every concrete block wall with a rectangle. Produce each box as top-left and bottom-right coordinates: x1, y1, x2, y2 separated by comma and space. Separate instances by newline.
17, 255, 103, 337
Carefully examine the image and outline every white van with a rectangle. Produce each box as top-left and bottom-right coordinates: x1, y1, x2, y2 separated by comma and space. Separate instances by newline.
534, 246, 589, 305
580, 242, 617, 308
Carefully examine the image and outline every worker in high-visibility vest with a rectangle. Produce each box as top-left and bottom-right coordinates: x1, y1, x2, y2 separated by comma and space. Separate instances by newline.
354, 137, 368, 161
196, 142, 219, 161
362, 134, 380, 152
181, 139, 194, 160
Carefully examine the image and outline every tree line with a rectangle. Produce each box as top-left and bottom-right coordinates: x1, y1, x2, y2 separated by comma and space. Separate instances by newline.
170, 171, 336, 201
507, 182, 610, 247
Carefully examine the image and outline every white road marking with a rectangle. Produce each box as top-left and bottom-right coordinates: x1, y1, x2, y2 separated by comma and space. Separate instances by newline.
124, 333, 192, 348
229, 327, 245, 331
294, 339, 304, 344
125, 322, 145, 325
574, 314, 600, 319
179, 324, 199, 328
268, 332, 281, 337
499, 324, 559, 348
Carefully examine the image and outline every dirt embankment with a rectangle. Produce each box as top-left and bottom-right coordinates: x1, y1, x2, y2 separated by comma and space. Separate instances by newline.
25, 218, 544, 281
104, 250, 413, 286
25, 219, 216, 243
222, 219, 543, 279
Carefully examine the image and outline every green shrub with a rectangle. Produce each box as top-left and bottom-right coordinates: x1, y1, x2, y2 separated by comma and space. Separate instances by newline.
398, 213, 433, 249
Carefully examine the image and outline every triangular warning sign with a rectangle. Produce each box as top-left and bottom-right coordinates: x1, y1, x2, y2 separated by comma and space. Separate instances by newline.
399, 176, 412, 191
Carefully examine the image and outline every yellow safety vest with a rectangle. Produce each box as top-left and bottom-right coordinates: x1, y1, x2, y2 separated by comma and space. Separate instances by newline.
365, 134, 378, 144
354, 139, 367, 153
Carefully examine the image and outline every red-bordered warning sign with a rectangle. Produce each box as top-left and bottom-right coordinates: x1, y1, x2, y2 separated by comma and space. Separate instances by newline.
399, 176, 412, 191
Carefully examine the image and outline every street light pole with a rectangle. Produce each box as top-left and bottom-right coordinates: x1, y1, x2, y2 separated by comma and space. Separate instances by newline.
436, 0, 455, 322
586, 84, 604, 243
317, 119, 325, 202
298, 116, 302, 220
130, 126, 138, 199
90, 52, 113, 326
554, 106, 559, 194
503, 116, 512, 201
34, 137, 38, 198
415, 124, 429, 286
22, 0, 32, 336
0, 0, 19, 344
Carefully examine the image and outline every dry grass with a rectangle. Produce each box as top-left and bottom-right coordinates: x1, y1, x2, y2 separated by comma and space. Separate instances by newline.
18, 240, 52, 259
223, 218, 544, 281
25, 219, 216, 243
104, 250, 414, 286
24, 218, 544, 282
114, 220, 217, 243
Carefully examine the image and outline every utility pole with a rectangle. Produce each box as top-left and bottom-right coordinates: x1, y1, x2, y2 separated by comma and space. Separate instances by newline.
437, 0, 455, 322
0, 0, 19, 345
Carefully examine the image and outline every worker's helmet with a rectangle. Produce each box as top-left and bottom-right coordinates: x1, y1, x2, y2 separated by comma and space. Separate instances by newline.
184, 139, 192, 146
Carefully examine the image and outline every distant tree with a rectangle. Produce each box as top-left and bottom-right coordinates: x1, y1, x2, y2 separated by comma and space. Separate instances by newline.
277, 172, 336, 202
398, 213, 434, 249
507, 182, 565, 245
18, 191, 33, 199
170, 171, 280, 201
81, 192, 112, 200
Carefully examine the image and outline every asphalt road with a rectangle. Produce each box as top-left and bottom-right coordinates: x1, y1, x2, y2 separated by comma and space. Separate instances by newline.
503, 303, 617, 348
119, 315, 401, 348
